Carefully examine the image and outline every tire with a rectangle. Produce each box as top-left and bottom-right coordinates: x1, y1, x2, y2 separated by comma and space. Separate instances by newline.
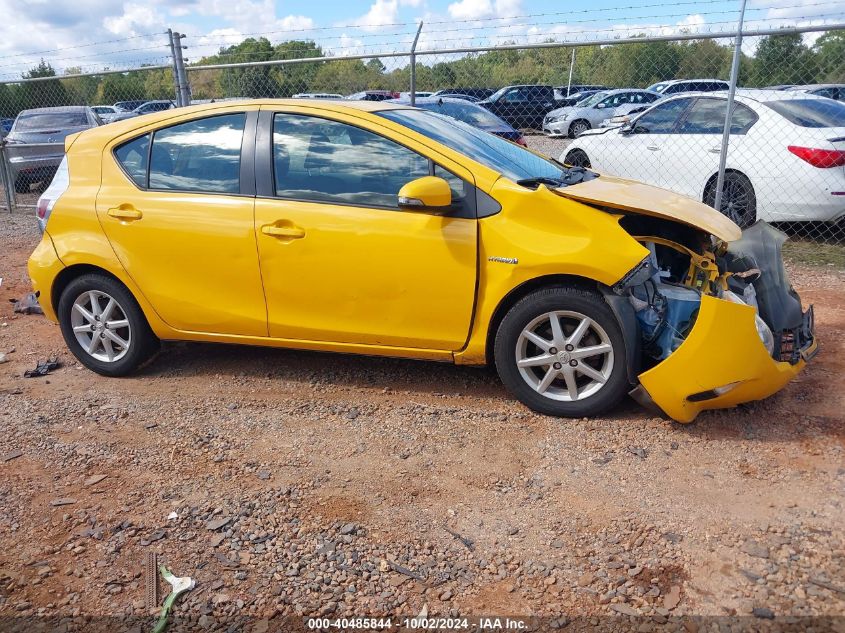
57, 274, 159, 377
704, 172, 756, 228
494, 287, 629, 418
14, 176, 29, 194
569, 119, 590, 138
564, 149, 591, 169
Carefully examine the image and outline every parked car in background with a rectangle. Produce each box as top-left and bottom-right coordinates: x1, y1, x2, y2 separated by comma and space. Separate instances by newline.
647, 79, 729, 95
554, 89, 604, 109
390, 96, 527, 146
0, 117, 13, 137
598, 101, 657, 128
432, 93, 482, 102
399, 91, 433, 99
479, 84, 558, 129
292, 93, 344, 99
113, 100, 147, 112
346, 90, 400, 101
133, 100, 176, 115
28, 99, 815, 422
544, 89, 662, 138
563, 91, 845, 226
5, 106, 101, 193
789, 84, 845, 102
554, 84, 608, 99
431, 88, 495, 101
91, 105, 125, 123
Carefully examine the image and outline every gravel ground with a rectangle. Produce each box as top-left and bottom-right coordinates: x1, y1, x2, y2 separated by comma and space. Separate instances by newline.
1, 212, 844, 631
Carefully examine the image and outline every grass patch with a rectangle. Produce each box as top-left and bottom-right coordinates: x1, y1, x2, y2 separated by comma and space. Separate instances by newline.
783, 240, 845, 269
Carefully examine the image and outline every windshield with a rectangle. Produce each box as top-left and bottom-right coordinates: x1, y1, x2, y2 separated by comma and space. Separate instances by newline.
92, 107, 112, 114
379, 109, 563, 183
577, 91, 609, 108
764, 99, 845, 128
15, 111, 88, 131
417, 100, 509, 128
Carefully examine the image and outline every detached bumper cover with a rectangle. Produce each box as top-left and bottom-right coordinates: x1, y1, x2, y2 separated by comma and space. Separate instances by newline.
637, 294, 814, 423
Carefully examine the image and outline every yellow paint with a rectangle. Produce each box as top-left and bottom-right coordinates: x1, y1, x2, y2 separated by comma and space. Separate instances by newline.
28, 99, 808, 421
639, 295, 804, 423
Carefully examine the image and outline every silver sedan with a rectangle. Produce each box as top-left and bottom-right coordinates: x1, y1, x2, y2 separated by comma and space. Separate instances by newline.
543, 89, 662, 138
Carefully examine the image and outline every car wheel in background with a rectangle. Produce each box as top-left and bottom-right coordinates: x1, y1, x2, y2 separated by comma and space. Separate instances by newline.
563, 149, 591, 168
58, 274, 159, 377
569, 120, 591, 138
705, 172, 757, 228
494, 287, 629, 418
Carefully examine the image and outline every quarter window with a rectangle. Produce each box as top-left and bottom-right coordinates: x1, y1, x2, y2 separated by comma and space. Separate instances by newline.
272, 114, 431, 209
114, 133, 150, 187
148, 113, 245, 193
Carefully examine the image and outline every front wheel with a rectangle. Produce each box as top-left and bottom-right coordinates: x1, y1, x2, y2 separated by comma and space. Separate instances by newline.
569, 119, 590, 138
58, 274, 159, 377
494, 287, 629, 418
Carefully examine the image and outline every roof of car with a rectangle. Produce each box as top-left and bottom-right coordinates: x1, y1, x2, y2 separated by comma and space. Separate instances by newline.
17, 105, 91, 115
595, 88, 660, 95
790, 83, 844, 90
657, 89, 832, 104
655, 78, 728, 85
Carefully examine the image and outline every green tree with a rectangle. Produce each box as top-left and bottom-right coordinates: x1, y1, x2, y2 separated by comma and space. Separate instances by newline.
813, 30, 845, 82
20, 59, 68, 109
751, 33, 818, 87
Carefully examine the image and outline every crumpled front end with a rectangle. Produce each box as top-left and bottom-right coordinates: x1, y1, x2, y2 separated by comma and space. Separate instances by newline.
619, 221, 816, 423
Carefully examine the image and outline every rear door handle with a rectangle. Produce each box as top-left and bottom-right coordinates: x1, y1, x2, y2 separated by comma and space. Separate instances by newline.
261, 224, 305, 239
646, 145, 660, 151
107, 206, 143, 221
708, 147, 721, 154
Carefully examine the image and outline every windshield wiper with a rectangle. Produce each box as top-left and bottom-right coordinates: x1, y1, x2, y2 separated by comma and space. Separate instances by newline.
517, 167, 598, 190
516, 176, 564, 189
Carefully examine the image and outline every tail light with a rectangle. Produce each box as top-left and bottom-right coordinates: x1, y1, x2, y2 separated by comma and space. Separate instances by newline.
35, 155, 69, 233
516, 135, 528, 147
787, 145, 845, 168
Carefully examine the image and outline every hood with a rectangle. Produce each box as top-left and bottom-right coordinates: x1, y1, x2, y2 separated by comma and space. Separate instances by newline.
552, 173, 741, 242
546, 106, 574, 118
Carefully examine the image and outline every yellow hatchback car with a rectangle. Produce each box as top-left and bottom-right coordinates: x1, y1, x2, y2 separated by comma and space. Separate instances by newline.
28, 100, 816, 422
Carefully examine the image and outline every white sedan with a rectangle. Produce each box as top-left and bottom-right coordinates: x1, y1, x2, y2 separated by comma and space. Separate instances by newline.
561, 90, 845, 226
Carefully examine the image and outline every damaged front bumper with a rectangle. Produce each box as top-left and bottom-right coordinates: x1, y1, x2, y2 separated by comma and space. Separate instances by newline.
634, 294, 816, 423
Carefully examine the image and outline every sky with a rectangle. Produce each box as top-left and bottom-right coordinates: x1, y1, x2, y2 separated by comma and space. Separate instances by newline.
0, 0, 842, 80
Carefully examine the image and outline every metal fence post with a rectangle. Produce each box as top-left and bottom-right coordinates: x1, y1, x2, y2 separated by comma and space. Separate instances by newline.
168, 29, 183, 106
409, 22, 423, 106
566, 48, 575, 96
174, 33, 191, 106
713, 0, 747, 215
0, 141, 16, 213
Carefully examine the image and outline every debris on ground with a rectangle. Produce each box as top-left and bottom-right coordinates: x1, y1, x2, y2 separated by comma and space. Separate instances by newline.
23, 358, 61, 378
9, 292, 43, 315
153, 565, 195, 633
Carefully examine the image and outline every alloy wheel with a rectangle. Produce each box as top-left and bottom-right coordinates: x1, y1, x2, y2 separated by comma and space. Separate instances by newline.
70, 290, 132, 363
515, 310, 614, 402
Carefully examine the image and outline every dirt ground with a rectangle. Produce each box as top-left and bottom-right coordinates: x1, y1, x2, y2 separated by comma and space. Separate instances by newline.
0, 211, 844, 632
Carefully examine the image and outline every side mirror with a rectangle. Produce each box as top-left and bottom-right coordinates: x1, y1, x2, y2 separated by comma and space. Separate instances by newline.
620, 122, 634, 135
398, 176, 452, 213
596, 103, 606, 109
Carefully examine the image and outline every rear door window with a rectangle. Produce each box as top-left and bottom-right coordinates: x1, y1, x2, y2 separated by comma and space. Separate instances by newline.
148, 113, 245, 193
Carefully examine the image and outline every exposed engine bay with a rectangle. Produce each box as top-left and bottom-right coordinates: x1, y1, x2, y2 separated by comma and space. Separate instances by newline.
615, 216, 816, 371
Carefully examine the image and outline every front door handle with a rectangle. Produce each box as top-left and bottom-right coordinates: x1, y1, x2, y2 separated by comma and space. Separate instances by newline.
107, 205, 143, 221
646, 145, 660, 151
261, 224, 305, 239
708, 147, 721, 154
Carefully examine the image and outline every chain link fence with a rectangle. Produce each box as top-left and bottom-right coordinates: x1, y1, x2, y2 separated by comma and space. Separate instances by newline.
0, 17, 843, 249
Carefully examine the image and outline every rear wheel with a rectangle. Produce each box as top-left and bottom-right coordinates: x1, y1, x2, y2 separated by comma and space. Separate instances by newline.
569, 119, 590, 138
564, 149, 591, 168
705, 172, 756, 228
58, 274, 159, 377
494, 287, 629, 418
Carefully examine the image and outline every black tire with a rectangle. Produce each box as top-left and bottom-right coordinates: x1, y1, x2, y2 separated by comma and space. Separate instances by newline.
494, 287, 629, 418
57, 273, 159, 377
704, 172, 756, 228
569, 119, 590, 138
564, 149, 591, 169
14, 176, 29, 194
